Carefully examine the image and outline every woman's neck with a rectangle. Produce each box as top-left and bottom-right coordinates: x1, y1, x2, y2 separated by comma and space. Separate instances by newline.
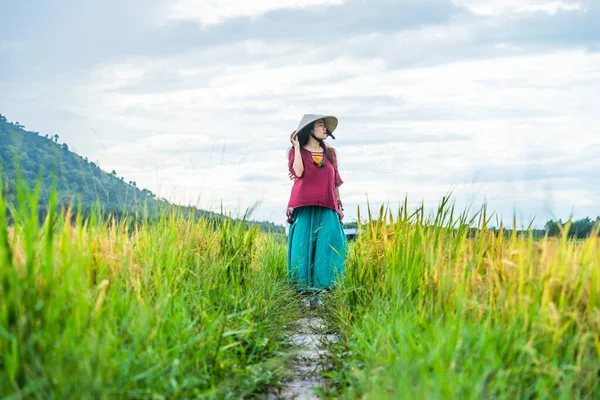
304, 136, 323, 151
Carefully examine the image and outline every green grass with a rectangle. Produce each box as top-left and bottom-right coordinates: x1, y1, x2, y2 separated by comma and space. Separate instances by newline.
2, 176, 598, 399
0, 177, 301, 399
323, 198, 599, 399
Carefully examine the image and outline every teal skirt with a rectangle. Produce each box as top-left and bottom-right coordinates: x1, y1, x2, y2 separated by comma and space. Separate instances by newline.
287, 206, 348, 291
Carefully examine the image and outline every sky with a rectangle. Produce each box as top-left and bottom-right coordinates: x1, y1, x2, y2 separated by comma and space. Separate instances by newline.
1, 0, 599, 228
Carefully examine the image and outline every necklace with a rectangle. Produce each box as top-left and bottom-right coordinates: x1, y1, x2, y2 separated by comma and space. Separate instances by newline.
309, 150, 326, 168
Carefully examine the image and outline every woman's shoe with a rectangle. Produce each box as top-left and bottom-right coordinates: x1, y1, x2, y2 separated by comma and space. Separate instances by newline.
309, 295, 322, 308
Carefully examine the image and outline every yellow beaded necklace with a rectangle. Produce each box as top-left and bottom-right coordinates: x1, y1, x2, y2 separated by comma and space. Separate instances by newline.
309, 150, 326, 167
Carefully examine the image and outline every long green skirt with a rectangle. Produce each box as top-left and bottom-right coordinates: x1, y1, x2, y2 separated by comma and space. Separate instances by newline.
287, 206, 348, 292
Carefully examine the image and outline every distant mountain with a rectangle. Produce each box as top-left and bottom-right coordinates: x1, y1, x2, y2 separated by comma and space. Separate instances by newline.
0, 113, 285, 234
0, 114, 163, 213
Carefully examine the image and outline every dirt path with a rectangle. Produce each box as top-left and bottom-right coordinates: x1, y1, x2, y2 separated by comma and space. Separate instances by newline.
269, 304, 337, 399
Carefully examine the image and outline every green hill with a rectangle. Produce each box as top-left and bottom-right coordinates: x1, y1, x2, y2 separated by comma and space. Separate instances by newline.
0, 113, 285, 234
0, 114, 160, 213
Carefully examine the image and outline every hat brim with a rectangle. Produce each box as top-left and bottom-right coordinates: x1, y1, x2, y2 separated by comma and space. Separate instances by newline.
296, 115, 338, 135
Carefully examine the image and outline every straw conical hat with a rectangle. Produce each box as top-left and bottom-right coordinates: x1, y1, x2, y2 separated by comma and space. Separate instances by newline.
295, 114, 338, 135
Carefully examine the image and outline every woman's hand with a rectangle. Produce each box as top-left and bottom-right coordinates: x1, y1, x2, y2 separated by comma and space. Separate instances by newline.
290, 131, 299, 149
337, 209, 344, 223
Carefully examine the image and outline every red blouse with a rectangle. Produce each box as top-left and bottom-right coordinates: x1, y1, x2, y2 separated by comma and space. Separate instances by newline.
287, 147, 344, 215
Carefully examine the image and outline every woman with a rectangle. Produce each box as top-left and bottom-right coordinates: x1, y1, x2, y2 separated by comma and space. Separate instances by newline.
286, 114, 348, 301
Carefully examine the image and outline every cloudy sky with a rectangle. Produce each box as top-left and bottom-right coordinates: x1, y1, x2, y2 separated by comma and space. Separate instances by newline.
1, 0, 598, 228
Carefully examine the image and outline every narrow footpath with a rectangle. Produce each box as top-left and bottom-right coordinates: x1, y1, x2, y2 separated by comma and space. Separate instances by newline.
269, 302, 337, 399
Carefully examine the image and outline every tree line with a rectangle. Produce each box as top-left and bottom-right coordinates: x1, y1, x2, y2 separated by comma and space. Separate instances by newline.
543, 217, 600, 239
343, 217, 600, 239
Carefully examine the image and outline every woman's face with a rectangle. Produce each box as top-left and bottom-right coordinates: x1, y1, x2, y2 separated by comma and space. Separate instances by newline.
312, 120, 328, 140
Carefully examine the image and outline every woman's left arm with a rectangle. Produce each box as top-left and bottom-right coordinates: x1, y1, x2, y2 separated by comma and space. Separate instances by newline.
335, 187, 344, 222
332, 148, 344, 222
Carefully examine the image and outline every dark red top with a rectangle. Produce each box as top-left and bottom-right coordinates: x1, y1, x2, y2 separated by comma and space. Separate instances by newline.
287, 147, 344, 214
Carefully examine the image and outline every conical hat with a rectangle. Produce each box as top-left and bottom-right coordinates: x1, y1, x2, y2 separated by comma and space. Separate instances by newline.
295, 114, 338, 135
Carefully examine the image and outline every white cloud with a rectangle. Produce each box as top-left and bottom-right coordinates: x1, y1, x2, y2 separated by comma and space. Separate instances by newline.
2, 1, 599, 227
163, 0, 346, 26
453, 0, 585, 15
59, 37, 599, 226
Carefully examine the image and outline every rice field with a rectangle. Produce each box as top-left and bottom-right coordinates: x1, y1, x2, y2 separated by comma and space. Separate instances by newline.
0, 182, 302, 399
1, 183, 598, 399
322, 198, 600, 399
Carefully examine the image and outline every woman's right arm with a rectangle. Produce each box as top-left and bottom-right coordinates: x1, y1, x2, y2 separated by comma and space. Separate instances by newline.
290, 132, 304, 177
292, 147, 304, 177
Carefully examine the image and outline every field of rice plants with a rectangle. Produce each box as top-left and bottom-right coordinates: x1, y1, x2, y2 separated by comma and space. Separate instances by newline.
323, 198, 599, 399
0, 182, 302, 399
1, 181, 598, 399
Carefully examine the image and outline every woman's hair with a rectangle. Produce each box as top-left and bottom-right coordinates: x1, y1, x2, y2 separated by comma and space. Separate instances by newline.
287, 121, 337, 180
